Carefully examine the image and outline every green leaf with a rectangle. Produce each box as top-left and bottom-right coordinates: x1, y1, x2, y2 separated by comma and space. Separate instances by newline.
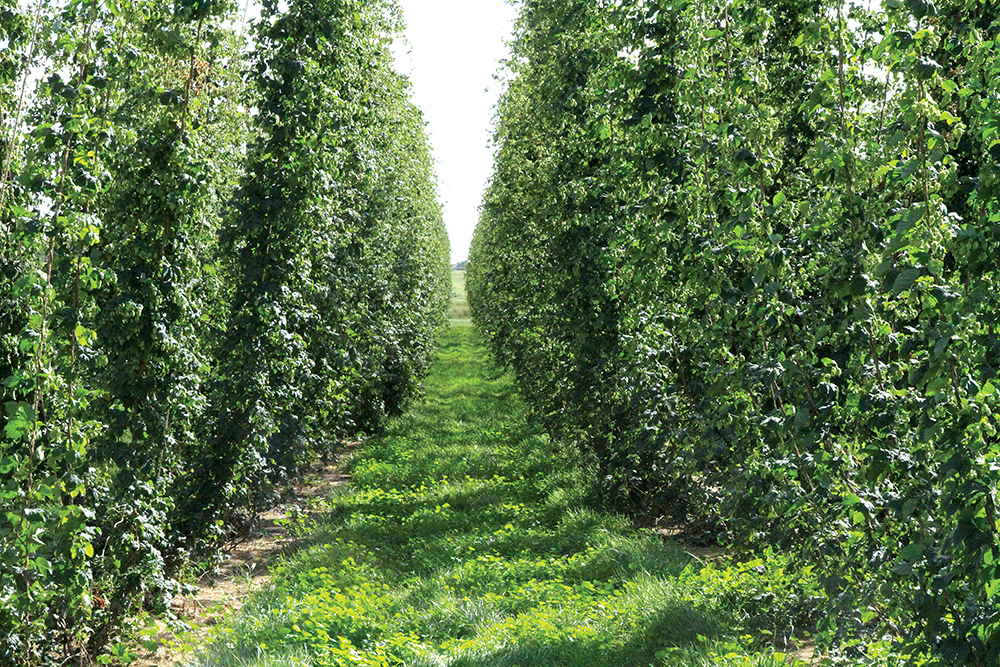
4, 402, 37, 441
806, 82, 827, 112
896, 206, 925, 235
933, 335, 951, 358
893, 267, 923, 295
901, 542, 925, 562
892, 30, 915, 50
75, 324, 91, 347
904, 0, 936, 18
914, 58, 941, 80
0, 456, 16, 474
925, 376, 950, 397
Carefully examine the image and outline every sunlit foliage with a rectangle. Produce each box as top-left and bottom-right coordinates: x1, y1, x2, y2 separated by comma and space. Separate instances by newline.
0, 0, 448, 662
470, 0, 1000, 663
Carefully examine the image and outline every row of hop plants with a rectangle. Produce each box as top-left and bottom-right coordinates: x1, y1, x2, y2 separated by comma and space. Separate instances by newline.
469, 0, 1000, 663
0, 0, 450, 663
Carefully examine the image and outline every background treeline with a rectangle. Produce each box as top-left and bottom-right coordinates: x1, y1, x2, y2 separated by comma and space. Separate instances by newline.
0, 0, 449, 662
469, 0, 1000, 663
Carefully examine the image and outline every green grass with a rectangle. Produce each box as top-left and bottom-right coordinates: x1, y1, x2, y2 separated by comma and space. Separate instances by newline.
187, 327, 823, 667
448, 271, 469, 320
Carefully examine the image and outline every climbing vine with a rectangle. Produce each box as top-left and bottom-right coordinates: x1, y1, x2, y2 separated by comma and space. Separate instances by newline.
172, 0, 449, 556
470, 0, 1000, 663
0, 0, 448, 662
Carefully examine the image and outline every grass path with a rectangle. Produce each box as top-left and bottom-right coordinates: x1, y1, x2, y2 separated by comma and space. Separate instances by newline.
448, 270, 470, 320
189, 325, 801, 667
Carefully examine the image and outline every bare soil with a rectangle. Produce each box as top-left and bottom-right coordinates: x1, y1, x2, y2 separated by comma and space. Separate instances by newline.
133, 460, 350, 667
787, 643, 819, 665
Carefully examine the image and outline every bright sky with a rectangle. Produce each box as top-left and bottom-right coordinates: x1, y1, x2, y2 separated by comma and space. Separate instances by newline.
393, 0, 518, 264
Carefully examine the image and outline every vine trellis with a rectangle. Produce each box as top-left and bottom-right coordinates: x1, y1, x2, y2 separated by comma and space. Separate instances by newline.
0, 0, 449, 662
470, 0, 1000, 663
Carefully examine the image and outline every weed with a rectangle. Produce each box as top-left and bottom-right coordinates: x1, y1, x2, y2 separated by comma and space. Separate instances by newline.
188, 328, 888, 667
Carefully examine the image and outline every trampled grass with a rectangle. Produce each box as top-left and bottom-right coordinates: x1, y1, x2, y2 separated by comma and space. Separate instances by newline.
187, 326, 818, 667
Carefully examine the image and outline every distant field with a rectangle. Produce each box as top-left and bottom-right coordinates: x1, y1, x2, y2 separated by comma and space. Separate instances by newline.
449, 270, 470, 319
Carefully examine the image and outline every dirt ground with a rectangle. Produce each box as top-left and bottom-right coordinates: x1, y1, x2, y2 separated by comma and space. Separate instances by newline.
133, 460, 350, 667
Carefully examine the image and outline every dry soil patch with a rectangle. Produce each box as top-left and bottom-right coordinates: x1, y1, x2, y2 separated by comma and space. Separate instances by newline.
133, 459, 350, 666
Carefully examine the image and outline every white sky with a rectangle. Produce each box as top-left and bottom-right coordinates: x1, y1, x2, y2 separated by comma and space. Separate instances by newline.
393, 0, 518, 264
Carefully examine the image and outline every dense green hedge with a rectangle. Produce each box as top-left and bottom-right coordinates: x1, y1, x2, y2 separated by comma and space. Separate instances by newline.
0, 0, 448, 662
469, 0, 1000, 662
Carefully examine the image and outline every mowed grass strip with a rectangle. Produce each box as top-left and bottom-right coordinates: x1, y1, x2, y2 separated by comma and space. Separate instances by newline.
189, 326, 801, 667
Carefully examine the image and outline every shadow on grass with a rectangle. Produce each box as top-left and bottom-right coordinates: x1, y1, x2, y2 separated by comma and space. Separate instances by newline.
234, 326, 742, 667
407, 599, 722, 667
299, 464, 691, 580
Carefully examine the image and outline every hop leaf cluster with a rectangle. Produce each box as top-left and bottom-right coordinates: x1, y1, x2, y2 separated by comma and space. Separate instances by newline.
0, 0, 449, 663
470, 0, 1000, 664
